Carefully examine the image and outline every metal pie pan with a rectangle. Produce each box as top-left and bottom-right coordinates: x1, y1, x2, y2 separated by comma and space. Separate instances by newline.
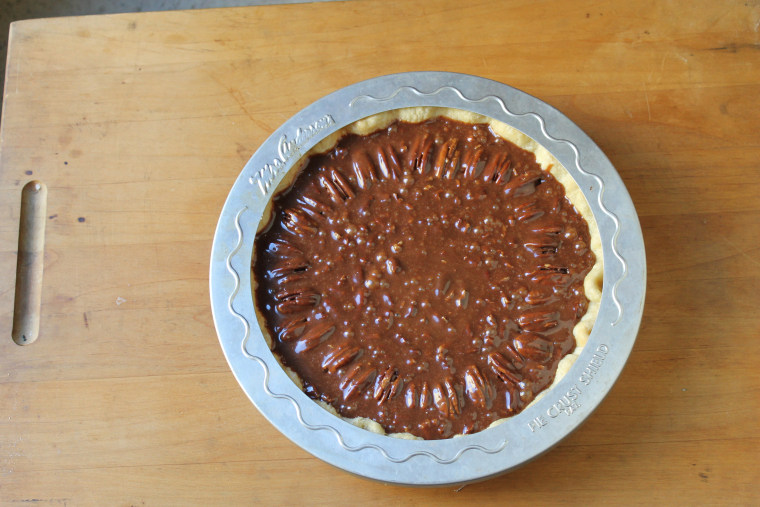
209, 72, 646, 486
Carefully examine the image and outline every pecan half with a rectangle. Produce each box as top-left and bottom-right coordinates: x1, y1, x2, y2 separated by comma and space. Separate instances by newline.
339, 362, 376, 400
513, 331, 554, 363
464, 365, 494, 409
513, 199, 544, 222
295, 321, 335, 352
517, 310, 560, 332
481, 151, 510, 184
281, 207, 318, 235
275, 291, 319, 315
351, 149, 377, 190
321, 343, 361, 373
488, 351, 522, 385
373, 366, 402, 403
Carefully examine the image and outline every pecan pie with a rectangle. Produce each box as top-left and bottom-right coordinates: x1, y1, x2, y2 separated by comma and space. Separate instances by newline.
253, 108, 602, 440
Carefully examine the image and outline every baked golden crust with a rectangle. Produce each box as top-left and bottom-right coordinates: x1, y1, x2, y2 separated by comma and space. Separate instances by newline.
254, 107, 603, 438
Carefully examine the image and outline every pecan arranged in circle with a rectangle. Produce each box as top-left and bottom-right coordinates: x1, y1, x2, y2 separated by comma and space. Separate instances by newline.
254, 116, 595, 439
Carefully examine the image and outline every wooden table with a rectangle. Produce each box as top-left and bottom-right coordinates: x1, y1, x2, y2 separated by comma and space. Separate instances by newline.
1, 0, 758, 504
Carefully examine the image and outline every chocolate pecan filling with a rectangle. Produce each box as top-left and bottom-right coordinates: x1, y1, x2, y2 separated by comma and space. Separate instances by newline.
253, 116, 596, 439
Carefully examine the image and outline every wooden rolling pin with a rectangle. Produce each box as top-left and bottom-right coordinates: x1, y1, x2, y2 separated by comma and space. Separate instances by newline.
12, 181, 47, 345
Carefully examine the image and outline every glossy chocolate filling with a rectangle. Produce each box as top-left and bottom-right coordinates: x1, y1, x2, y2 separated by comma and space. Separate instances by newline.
254, 116, 595, 439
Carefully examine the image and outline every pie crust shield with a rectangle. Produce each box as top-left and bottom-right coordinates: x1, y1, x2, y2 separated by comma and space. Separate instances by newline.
210, 72, 646, 485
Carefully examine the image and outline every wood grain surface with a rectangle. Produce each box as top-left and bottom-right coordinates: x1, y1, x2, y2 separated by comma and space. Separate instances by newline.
1, 0, 758, 504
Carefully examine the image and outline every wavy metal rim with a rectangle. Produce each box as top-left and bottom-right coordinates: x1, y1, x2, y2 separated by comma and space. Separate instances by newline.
209, 72, 646, 486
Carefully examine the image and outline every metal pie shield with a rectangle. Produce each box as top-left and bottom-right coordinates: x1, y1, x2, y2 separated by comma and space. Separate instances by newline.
209, 72, 646, 486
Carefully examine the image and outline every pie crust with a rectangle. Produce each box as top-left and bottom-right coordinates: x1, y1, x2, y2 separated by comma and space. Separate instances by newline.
253, 107, 603, 439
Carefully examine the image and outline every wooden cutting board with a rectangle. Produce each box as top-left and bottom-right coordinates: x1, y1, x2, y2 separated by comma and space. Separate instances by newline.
1, 0, 758, 503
